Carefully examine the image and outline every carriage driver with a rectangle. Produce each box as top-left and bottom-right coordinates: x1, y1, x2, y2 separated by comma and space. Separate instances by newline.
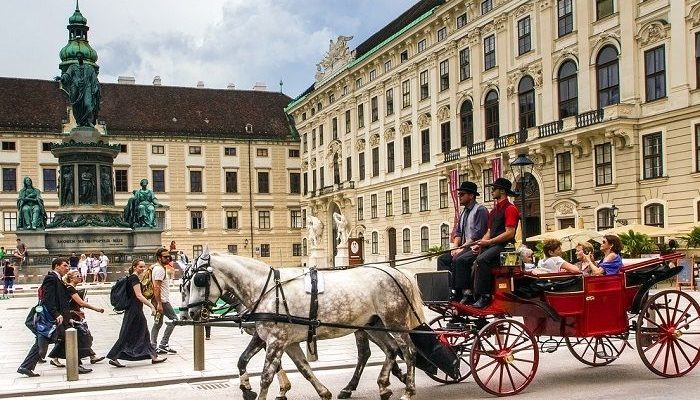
467, 177, 520, 308
436, 181, 488, 303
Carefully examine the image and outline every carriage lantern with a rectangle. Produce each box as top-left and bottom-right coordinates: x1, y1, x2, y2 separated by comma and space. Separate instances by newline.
510, 153, 534, 244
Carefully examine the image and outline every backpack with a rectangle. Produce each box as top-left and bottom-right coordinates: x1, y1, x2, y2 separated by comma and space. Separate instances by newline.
110, 276, 132, 311
140, 265, 155, 301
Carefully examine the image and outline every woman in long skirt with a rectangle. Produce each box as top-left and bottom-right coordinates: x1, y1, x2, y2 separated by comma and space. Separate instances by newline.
107, 259, 167, 367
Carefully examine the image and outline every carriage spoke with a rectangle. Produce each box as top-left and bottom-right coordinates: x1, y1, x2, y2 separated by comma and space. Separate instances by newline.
498, 362, 505, 393
662, 336, 671, 374
673, 338, 694, 367
674, 316, 700, 331
647, 337, 668, 365
504, 363, 517, 392
642, 315, 665, 330
509, 362, 532, 380
511, 343, 535, 354
669, 339, 681, 375
670, 293, 682, 327
474, 358, 499, 373
663, 294, 672, 327
482, 360, 501, 387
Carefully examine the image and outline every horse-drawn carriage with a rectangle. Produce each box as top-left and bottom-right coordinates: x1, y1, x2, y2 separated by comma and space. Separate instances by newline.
415, 251, 700, 396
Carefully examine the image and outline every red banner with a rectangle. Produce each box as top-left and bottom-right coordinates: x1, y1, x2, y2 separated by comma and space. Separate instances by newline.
491, 157, 502, 180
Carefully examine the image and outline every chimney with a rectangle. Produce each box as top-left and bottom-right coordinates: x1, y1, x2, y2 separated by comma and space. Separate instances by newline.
117, 76, 136, 85
227, 83, 236, 90
252, 81, 267, 91
197, 81, 205, 88
153, 76, 162, 86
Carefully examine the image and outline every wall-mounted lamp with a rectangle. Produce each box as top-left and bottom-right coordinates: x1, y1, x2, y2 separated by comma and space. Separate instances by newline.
610, 204, 628, 226
244, 239, 249, 248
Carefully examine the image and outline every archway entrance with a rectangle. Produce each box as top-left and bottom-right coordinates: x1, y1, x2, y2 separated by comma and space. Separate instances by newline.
387, 227, 397, 268
516, 173, 541, 239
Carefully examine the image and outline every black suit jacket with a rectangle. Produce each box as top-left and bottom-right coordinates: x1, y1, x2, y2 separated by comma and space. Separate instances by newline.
41, 271, 71, 327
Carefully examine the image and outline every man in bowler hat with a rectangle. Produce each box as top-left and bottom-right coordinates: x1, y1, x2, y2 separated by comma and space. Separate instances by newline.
469, 177, 520, 308
437, 181, 488, 302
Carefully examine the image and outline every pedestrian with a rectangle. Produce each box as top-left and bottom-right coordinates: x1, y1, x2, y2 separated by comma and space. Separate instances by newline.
436, 181, 488, 304
69, 252, 79, 271
0, 246, 6, 261
150, 248, 178, 355
48, 270, 105, 367
2, 260, 16, 299
78, 254, 88, 279
18, 257, 92, 377
13, 238, 27, 268
169, 240, 177, 252
87, 253, 98, 283
98, 251, 109, 283
107, 259, 167, 367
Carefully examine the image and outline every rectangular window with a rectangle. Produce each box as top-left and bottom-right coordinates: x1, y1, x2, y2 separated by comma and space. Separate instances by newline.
319, 166, 325, 188
152, 145, 165, 155
558, 0, 573, 37
594, 143, 613, 186
400, 50, 409, 63
189, 170, 201, 193
645, 46, 666, 102
643, 132, 663, 179
3, 211, 17, 232
556, 152, 572, 191
386, 88, 394, 116
356, 77, 363, 89
439, 60, 449, 91
402, 80, 411, 108
191, 211, 203, 230
517, 17, 531, 55
403, 135, 412, 168
419, 183, 429, 211
459, 48, 470, 81
371, 96, 378, 122
120, 144, 128, 153
332, 117, 338, 140
290, 209, 302, 228
371, 194, 378, 218
456, 13, 467, 29
42, 142, 52, 152
421, 129, 431, 163
483, 169, 494, 202
153, 169, 166, 192
258, 171, 269, 193
1, 141, 16, 151
384, 60, 392, 73
329, 93, 335, 104
192, 245, 203, 258
481, 0, 493, 14
420, 70, 429, 100
228, 244, 238, 254
260, 244, 270, 257
484, 35, 496, 70
42, 168, 57, 192
289, 172, 301, 194
357, 197, 364, 221
189, 146, 201, 155
2, 168, 16, 192
403, 229, 411, 253
225, 171, 238, 193
402, 187, 410, 214
288, 149, 300, 158
318, 125, 324, 145
258, 210, 271, 229
302, 134, 307, 153
439, 179, 448, 208
345, 110, 351, 133
346, 156, 352, 181
440, 122, 451, 153
357, 104, 365, 128
312, 170, 317, 192
224, 147, 237, 156
358, 152, 365, 181
292, 243, 302, 257
256, 148, 269, 157
421, 227, 429, 252
372, 147, 379, 177
387, 142, 395, 173
437, 27, 447, 42
226, 211, 238, 229
115, 169, 128, 192
418, 39, 426, 53
386, 190, 393, 217
596, 0, 614, 20
369, 69, 376, 81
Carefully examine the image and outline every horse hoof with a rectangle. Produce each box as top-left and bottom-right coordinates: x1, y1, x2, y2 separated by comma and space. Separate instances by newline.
337, 390, 352, 399
242, 390, 257, 400
380, 390, 393, 400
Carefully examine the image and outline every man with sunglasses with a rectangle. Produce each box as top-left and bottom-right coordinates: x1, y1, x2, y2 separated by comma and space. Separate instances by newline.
150, 248, 178, 354
437, 181, 488, 303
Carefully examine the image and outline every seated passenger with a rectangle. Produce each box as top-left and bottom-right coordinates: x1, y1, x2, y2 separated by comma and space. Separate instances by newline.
534, 239, 580, 274
597, 235, 623, 275
574, 242, 603, 276
518, 246, 536, 271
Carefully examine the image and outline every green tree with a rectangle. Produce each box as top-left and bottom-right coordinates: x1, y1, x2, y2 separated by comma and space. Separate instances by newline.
425, 245, 445, 260
619, 230, 655, 257
680, 227, 700, 249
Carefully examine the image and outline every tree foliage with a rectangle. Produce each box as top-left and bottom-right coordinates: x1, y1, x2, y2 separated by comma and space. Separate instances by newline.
619, 230, 655, 258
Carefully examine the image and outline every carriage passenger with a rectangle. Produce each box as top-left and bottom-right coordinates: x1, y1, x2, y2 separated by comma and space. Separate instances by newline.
574, 242, 603, 276
596, 235, 623, 275
535, 239, 580, 274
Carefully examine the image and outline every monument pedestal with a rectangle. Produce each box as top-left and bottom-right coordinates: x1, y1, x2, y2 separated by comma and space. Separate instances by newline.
16, 230, 49, 255
334, 245, 349, 269
132, 228, 165, 253
308, 248, 327, 269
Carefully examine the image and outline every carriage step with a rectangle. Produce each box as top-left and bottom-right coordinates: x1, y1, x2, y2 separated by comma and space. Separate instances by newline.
595, 351, 619, 361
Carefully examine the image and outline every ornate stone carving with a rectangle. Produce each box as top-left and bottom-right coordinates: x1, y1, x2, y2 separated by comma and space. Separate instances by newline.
552, 48, 579, 77
537, 0, 551, 10
399, 120, 413, 136
468, 29, 481, 46
326, 140, 342, 160
507, 62, 543, 97
688, 3, 700, 28
417, 113, 431, 129
310, 157, 317, 169
494, 14, 509, 32
554, 201, 575, 217
355, 138, 366, 152
481, 22, 495, 35
513, 3, 533, 18
301, 160, 308, 169
605, 128, 634, 149
369, 133, 380, 147
315, 35, 355, 85
384, 127, 396, 141
529, 63, 543, 87
637, 21, 670, 47
436, 105, 450, 122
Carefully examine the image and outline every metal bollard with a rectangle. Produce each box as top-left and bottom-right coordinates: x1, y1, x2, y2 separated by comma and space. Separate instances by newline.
65, 328, 79, 381
193, 324, 205, 371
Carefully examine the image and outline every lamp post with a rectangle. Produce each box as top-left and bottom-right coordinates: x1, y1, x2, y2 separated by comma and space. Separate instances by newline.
610, 204, 627, 226
510, 154, 534, 244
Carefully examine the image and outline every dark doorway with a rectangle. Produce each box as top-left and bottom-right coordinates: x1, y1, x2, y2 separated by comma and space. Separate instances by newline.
516, 173, 541, 239
387, 227, 397, 268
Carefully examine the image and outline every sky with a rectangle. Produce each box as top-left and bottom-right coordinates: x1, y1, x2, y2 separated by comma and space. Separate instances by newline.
0, 0, 418, 98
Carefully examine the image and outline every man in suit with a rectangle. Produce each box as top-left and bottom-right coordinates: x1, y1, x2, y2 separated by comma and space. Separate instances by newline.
18, 257, 92, 376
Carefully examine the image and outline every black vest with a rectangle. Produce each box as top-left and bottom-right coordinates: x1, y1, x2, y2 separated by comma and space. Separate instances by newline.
490, 201, 517, 244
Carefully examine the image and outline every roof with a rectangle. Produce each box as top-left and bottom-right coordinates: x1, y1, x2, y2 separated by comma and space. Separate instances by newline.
0, 77, 296, 140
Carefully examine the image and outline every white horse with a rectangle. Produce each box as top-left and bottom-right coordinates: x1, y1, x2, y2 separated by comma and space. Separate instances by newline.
181, 248, 424, 400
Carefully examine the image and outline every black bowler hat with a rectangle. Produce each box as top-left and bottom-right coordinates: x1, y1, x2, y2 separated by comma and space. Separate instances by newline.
486, 177, 518, 197
456, 181, 480, 197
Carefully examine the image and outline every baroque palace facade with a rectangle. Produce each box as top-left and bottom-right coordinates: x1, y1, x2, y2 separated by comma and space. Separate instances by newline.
287, 0, 700, 266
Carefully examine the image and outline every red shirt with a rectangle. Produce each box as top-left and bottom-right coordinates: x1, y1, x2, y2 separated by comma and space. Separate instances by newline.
488, 198, 520, 229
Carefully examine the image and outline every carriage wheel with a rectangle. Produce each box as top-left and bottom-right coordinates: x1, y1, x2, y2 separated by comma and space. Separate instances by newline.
470, 319, 538, 396
424, 315, 472, 383
564, 333, 628, 366
636, 290, 700, 377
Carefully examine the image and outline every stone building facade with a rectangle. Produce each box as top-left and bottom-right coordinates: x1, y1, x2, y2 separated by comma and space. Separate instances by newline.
287, 0, 700, 266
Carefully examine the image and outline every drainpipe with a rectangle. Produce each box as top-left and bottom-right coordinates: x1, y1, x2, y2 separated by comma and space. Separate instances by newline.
246, 124, 254, 258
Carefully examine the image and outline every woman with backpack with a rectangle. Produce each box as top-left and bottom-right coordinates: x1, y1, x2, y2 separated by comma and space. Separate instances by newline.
106, 259, 167, 367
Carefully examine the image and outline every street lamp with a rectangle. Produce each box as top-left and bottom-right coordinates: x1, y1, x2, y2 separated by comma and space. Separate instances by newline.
510, 153, 534, 244
610, 204, 627, 226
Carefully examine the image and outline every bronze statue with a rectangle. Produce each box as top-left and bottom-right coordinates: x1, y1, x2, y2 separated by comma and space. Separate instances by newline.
100, 166, 113, 205
79, 166, 96, 204
123, 179, 161, 228
60, 165, 74, 206
56, 52, 101, 127
17, 177, 47, 230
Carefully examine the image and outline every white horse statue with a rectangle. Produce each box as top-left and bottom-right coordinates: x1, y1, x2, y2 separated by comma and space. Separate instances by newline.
307, 215, 323, 249
181, 248, 425, 400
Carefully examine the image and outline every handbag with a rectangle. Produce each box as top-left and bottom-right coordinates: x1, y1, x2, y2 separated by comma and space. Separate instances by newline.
33, 304, 59, 343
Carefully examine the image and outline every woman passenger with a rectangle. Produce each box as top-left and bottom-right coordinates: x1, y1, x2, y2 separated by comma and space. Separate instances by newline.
537, 239, 580, 274
574, 242, 603, 276
597, 235, 624, 275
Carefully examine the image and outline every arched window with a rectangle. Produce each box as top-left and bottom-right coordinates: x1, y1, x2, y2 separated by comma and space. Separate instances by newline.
440, 223, 450, 250
420, 226, 429, 252
597, 45, 620, 108
371, 231, 378, 254
558, 60, 578, 118
597, 208, 614, 231
402, 228, 411, 253
644, 203, 665, 227
518, 76, 536, 130
460, 100, 474, 147
697, 199, 700, 222
484, 90, 499, 139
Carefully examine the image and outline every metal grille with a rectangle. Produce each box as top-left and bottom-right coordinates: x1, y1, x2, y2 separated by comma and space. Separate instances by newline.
190, 381, 231, 391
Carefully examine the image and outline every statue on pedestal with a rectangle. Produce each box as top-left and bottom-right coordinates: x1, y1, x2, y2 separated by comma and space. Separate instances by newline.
123, 179, 161, 228
333, 212, 349, 247
79, 166, 96, 204
60, 165, 74, 206
100, 166, 114, 205
56, 52, 101, 127
17, 177, 47, 230
307, 215, 324, 249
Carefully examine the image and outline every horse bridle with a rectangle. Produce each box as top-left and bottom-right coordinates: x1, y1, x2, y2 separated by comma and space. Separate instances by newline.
180, 254, 225, 319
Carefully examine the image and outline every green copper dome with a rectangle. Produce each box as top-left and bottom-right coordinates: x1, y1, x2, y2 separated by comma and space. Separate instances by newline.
59, 1, 98, 73
68, 8, 87, 25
